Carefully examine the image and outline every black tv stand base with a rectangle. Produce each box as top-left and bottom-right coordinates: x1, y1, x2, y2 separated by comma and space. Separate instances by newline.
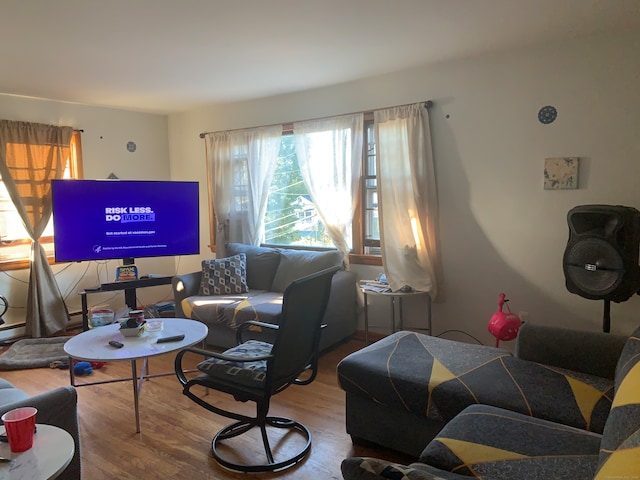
79, 276, 173, 330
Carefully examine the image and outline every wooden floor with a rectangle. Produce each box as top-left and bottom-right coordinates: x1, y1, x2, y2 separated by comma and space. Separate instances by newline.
0, 335, 413, 480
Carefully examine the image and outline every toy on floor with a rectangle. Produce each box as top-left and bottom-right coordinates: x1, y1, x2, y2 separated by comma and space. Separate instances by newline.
73, 361, 93, 376
488, 293, 522, 347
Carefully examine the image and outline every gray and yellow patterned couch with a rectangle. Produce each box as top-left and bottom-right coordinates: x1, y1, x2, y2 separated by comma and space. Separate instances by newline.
172, 243, 357, 351
339, 324, 640, 480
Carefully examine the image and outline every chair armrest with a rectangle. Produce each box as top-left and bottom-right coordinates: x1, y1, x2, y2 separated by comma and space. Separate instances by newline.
236, 320, 279, 344
515, 322, 628, 379
171, 271, 202, 317
0, 386, 81, 480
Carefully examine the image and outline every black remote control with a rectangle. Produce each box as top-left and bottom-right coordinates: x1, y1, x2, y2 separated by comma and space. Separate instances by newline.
156, 334, 185, 343
108, 340, 124, 348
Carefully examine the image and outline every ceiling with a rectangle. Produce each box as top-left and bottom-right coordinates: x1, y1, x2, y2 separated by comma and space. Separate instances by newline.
2, 0, 639, 115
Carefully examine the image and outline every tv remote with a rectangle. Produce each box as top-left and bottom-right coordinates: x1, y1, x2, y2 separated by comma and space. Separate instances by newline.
157, 334, 185, 343
108, 340, 124, 348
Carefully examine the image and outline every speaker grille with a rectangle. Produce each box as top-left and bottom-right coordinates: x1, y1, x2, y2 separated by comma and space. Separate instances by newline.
564, 237, 624, 298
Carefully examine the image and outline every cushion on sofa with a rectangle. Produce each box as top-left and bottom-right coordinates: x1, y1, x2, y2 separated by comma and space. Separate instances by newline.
271, 248, 343, 293
226, 243, 281, 290
0, 378, 29, 405
420, 404, 601, 480
181, 291, 284, 329
199, 253, 249, 295
595, 326, 640, 478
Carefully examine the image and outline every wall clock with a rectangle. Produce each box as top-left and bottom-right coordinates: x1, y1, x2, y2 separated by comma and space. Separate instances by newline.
538, 105, 557, 124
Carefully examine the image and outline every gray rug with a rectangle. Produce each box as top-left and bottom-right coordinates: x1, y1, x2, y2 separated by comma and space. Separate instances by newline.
0, 337, 71, 370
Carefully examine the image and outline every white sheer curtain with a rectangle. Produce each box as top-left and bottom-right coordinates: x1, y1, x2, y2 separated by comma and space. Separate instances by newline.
206, 125, 282, 254
374, 103, 440, 298
294, 114, 363, 264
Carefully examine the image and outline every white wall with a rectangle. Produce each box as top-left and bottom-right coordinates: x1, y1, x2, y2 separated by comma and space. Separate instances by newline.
168, 29, 640, 346
0, 96, 175, 333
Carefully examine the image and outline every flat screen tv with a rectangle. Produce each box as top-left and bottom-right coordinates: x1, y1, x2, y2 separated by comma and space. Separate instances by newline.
51, 179, 200, 263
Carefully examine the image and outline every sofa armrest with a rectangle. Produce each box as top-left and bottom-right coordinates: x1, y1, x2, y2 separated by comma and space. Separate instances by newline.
172, 271, 202, 317
515, 322, 628, 380
0, 386, 80, 480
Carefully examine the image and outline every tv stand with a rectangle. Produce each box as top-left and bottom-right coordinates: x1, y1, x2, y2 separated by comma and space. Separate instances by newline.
79, 276, 173, 331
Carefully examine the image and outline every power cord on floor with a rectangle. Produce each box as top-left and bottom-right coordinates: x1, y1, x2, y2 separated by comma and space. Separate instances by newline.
435, 329, 484, 345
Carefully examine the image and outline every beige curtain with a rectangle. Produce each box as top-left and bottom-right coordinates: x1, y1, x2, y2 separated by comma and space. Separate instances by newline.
205, 126, 282, 254
0, 120, 73, 337
374, 103, 441, 299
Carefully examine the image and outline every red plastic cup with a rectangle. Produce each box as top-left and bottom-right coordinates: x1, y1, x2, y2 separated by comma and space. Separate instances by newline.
1, 406, 37, 452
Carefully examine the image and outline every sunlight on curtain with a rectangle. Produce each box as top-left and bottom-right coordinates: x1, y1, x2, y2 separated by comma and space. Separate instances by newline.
294, 114, 363, 264
206, 126, 281, 254
0, 120, 73, 336
374, 104, 440, 298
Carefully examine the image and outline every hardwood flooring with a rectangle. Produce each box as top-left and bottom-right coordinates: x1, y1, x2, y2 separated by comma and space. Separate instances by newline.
0, 335, 413, 479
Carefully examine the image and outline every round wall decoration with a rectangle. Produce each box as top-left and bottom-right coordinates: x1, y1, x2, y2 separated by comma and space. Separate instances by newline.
126, 141, 137, 152
538, 105, 557, 124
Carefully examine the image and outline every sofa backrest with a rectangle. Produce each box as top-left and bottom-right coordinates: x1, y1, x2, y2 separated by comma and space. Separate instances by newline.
226, 243, 344, 293
594, 326, 640, 478
271, 248, 344, 293
226, 243, 281, 291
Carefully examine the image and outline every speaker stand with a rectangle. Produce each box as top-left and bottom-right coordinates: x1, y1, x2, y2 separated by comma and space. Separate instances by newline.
603, 299, 611, 333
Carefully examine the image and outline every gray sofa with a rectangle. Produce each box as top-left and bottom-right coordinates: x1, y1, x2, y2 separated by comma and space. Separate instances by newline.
172, 243, 357, 351
340, 324, 640, 480
0, 380, 81, 479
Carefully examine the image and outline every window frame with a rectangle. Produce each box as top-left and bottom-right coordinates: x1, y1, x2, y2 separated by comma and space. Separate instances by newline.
209, 118, 383, 266
0, 131, 83, 271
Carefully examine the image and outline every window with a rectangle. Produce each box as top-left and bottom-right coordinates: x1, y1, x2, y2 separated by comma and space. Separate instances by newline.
264, 134, 331, 248
362, 120, 381, 256
0, 131, 83, 270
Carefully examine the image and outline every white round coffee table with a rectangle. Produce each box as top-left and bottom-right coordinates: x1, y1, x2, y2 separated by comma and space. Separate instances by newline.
64, 318, 208, 432
0, 424, 74, 480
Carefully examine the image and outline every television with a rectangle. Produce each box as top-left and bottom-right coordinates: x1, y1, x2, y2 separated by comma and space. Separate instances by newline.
51, 179, 200, 263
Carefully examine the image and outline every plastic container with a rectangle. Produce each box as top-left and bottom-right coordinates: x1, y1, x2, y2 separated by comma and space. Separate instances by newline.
89, 306, 114, 328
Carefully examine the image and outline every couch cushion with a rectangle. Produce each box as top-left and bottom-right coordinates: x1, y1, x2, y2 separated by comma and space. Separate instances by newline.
226, 243, 281, 291
271, 248, 343, 293
181, 291, 283, 329
420, 404, 601, 480
0, 383, 29, 406
199, 253, 249, 296
595, 326, 640, 477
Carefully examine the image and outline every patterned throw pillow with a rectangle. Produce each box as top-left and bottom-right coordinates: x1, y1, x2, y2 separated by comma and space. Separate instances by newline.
199, 254, 249, 295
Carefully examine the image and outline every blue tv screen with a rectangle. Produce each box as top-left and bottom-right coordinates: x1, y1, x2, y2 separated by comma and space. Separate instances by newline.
51, 180, 200, 262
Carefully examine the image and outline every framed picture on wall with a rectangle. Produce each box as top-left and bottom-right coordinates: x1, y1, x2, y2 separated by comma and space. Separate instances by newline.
544, 157, 579, 190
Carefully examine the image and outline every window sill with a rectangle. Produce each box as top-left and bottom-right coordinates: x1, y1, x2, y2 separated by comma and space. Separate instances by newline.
349, 254, 382, 266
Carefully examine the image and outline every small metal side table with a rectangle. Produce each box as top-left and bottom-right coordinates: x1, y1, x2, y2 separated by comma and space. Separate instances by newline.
360, 287, 431, 344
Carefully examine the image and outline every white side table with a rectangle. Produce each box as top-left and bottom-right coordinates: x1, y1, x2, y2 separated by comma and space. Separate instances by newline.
360, 288, 431, 344
0, 424, 75, 480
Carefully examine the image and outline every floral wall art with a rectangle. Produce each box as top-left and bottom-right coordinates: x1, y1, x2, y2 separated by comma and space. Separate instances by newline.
544, 157, 579, 190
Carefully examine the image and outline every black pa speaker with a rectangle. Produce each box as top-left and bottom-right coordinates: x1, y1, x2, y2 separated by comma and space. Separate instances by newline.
563, 205, 640, 302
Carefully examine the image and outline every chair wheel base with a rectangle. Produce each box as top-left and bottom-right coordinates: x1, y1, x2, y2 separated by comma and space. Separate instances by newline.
211, 416, 311, 473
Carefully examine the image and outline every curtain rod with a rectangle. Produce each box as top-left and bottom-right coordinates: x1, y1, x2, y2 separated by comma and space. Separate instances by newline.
198, 100, 433, 139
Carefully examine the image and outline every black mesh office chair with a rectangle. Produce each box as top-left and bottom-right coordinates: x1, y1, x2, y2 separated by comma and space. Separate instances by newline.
175, 265, 340, 473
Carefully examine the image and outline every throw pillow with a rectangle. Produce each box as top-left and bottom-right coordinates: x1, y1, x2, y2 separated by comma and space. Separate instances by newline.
199, 253, 249, 296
